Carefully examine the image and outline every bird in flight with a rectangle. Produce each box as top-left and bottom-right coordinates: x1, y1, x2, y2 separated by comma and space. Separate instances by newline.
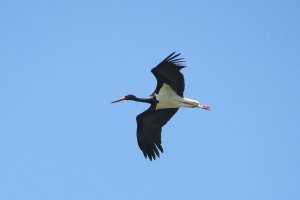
111, 52, 210, 160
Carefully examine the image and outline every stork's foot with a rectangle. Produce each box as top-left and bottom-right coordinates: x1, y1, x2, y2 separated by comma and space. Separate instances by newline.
198, 105, 211, 111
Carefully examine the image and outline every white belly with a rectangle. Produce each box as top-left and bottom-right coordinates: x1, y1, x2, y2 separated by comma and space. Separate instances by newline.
155, 84, 200, 109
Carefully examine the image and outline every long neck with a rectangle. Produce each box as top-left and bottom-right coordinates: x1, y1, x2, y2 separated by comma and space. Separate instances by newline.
133, 96, 157, 104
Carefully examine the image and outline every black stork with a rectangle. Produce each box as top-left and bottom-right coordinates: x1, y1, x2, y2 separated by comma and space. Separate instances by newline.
111, 52, 210, 160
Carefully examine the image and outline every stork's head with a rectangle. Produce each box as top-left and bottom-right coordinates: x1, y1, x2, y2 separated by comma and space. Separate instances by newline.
110, 94, 136, 103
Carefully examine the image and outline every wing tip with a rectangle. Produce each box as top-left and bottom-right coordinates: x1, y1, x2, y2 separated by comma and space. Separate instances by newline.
163, 52, 177, 61
141, 144, 163, 161
164, 52, 186, 69
164, 52, 180, 61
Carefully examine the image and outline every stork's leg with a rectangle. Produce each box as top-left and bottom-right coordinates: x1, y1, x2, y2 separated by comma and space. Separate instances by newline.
198, 105, 211, 111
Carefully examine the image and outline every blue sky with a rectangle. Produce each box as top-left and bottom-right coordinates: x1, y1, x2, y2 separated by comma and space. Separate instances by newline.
1, 0, 299, 199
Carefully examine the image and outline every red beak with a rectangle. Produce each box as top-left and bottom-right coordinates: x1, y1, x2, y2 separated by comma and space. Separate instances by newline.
111, 97, 126, 103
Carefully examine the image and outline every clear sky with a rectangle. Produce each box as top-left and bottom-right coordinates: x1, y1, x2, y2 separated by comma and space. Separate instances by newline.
1, 1, 299, 200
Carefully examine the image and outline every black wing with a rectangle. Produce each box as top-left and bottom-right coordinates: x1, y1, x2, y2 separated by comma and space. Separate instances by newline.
151, 52, 186, 97
136, 106, 178, 160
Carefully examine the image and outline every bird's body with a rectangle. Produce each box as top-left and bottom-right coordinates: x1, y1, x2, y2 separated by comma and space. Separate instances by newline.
155, 83, 201, 109
111, 52, 210, 160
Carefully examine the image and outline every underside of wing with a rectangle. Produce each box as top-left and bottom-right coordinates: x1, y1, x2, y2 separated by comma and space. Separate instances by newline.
151, 52, 186, 97
136, 106, 178, 160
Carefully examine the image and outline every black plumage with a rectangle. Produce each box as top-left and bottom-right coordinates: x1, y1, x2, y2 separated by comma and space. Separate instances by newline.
151, 52, 186, 97
109, 52, 208, 161
136, 52, 186, 160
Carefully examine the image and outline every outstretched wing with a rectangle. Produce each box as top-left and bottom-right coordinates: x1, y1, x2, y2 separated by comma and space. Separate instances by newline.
136, 106, 178, 160
151, 52, 186, 97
